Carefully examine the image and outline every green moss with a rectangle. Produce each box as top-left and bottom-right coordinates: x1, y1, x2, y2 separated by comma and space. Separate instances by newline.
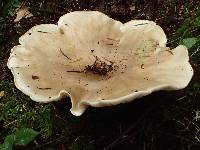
0, 80, 54, 139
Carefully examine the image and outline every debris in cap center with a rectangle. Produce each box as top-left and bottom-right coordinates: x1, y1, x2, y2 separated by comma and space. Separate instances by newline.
67, 56, 116, 76
85, 56, 114, 76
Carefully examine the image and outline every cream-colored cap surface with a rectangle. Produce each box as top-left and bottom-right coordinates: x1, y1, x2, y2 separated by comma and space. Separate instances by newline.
7, 11, 193, 116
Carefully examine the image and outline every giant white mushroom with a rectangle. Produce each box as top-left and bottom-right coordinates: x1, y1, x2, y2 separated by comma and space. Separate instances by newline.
7, 11, 193, 116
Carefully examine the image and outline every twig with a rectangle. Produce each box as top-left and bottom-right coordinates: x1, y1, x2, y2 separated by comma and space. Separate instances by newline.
177, 95, 187, 101
166, 50, 174, 55
13, 0, 28, 15
59, 48, 72, 60
66, 70, 84, 73
191, 48, 200, 57
32, 138, 62, 150
104, 107, 153, 150
156, 130, 197, 144
55, 114, 68, 124
4, 120, 18, 127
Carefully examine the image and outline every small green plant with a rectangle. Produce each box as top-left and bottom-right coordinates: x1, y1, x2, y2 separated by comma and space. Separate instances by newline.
0, 0, 20, 21
0, 0, 21, 55
0, 80, 54, 141
0, 128, 39, 150
175, 15, 200, 50
181, 37, 199, 49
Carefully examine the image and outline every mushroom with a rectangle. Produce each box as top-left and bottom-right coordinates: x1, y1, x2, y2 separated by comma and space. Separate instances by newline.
7, 11, 193, 116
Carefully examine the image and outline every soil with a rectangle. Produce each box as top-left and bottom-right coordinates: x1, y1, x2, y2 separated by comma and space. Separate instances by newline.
1, 0, 200, 150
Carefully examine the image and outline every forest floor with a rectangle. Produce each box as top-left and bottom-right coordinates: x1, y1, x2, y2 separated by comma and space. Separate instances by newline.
0, 0, 200, 150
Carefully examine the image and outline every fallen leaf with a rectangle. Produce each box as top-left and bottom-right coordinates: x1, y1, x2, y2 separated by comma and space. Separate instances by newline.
0, 91, 5, 99
14, 7, 33, 22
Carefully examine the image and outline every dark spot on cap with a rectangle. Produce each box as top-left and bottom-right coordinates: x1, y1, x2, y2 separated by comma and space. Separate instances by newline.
134, 23, 148, 26
37, 31, 48, 33
141, 64, 144, 69
106, 43, 113, 46
91, 49, 94, 52
37, 87, 52, 90
28, 33, 31, 35
32, 75, 40, 80
60, 29, 64, 34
